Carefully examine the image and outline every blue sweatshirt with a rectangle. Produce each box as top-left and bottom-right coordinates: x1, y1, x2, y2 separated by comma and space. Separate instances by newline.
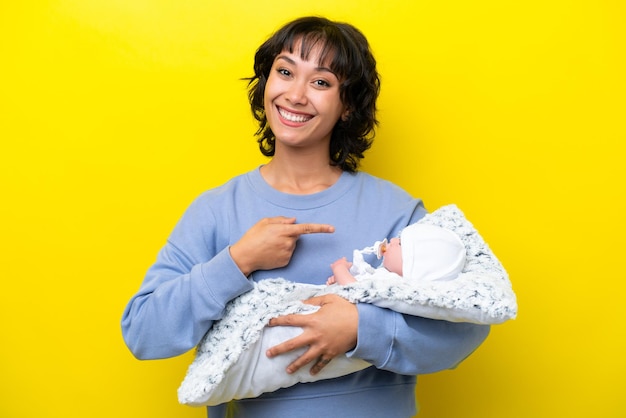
121, 167, 490, 418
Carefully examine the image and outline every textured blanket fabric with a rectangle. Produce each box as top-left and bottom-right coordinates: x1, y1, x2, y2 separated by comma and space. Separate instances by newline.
177, 204, 517, 406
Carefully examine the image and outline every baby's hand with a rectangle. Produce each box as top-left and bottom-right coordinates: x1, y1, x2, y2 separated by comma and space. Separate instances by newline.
328, 257, 354, 285
330, 257, 352, 272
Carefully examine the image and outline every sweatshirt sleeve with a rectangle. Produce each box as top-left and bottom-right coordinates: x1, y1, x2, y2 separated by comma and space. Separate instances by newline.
120, 198, 253, 360
348, 304, 490, 374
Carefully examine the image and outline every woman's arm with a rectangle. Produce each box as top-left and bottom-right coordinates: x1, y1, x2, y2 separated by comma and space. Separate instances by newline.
121, 243, 254, 360
121, 197, 255, 360
121, 198, 336, 360
351, 303, 490, 374
266, 294, 489, 376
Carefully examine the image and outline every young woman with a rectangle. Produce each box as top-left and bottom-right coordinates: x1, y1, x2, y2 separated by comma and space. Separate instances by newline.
121, 16, 490, 418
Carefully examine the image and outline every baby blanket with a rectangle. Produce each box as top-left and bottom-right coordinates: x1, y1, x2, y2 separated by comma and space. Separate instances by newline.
178, 204, 517, 406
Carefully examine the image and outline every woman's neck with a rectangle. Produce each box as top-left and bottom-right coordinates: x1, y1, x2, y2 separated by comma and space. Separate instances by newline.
260, 158, 342, 195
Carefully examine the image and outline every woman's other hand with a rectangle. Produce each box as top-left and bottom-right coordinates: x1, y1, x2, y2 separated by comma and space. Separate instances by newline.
266, 294, 358, 375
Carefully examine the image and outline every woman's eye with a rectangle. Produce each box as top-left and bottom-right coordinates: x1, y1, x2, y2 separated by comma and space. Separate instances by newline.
314, 79, 330, 88
277, 68, 291, 77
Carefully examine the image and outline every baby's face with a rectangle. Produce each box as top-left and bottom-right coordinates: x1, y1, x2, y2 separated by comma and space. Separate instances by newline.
382, 237, 403, 275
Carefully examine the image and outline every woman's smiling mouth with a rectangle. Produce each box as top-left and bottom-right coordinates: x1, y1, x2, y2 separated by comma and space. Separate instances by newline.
278, 106, 313, 124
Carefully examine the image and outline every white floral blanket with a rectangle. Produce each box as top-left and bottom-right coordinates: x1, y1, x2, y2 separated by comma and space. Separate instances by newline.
178, 204, 517, 406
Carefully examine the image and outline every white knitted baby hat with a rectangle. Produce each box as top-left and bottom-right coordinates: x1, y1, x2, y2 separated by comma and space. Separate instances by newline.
400, 223, 466, 282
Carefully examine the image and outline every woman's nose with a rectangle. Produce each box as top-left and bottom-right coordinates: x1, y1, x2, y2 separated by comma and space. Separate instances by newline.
286, 81, 307, 105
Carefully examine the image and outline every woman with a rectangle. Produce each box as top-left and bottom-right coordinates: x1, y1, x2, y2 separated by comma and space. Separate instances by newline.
121, 16, 490, 417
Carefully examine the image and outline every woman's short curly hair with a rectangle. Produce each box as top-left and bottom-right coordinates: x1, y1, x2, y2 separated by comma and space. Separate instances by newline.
246, 16, 381, 173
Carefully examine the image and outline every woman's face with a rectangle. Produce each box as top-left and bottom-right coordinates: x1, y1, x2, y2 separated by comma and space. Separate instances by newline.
382, 238, 403, 276
263, 42, 346, 152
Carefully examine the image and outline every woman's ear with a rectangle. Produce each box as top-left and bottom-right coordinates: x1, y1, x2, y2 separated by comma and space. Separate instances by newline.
341, 108, 350, 121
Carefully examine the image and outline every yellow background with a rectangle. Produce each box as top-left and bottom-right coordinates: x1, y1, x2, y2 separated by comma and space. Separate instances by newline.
1, 1, 624, 417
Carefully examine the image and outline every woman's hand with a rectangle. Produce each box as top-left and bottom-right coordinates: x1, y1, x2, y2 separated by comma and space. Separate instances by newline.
230, 216, 334, 276
266, 294, 358, 375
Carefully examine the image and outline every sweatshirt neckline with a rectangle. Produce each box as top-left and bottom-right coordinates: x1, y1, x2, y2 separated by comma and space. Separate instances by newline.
247, 166, 356, 210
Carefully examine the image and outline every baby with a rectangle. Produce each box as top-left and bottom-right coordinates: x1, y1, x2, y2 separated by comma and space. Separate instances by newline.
328, 223, 466, 285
